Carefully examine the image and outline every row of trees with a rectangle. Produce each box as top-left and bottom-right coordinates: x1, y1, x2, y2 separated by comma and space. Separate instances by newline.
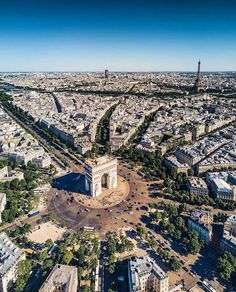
7, 223, 32, 238
150, 204, 204, 255
3, 102, 70, 167
147, 165, 236, 211
161, 188, 236, 211
13, 259, 35, 292
0, 162, 46, 224
96, 103, 118, 145
117, 147, 166, 180
136, 225, 182, 271
0, 91, 12, 101
106, 231, 134, 274
128, 110, 157, 145
84, 142, 112, 159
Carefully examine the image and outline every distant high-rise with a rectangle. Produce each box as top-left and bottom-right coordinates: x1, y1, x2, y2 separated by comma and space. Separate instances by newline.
193, 60, 201, 92
105, 69, 109, 79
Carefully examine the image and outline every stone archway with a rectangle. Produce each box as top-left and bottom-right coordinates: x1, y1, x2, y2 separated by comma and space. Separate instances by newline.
84, 156, 118, 197
101, 173, 109, 188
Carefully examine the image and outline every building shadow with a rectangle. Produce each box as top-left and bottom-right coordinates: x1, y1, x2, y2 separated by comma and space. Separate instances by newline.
190, 246, 217, 281
51, 172, 87, 194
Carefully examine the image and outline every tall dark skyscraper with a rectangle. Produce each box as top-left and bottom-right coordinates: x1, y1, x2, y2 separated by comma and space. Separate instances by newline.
193, 60, 201, 92
105, 69, 109, 79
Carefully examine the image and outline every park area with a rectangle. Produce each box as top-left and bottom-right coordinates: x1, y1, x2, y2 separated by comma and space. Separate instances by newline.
27, 221, 66, 244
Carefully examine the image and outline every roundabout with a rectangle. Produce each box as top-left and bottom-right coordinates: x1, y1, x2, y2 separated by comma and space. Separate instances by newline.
46, 162, 152, 235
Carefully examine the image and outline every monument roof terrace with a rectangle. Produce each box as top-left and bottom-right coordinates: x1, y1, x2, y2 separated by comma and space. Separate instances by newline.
85, 155, 116, 167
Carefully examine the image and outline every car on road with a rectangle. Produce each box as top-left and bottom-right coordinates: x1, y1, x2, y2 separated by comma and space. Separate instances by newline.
140, 206, 148, 211
35, 269, 41, 278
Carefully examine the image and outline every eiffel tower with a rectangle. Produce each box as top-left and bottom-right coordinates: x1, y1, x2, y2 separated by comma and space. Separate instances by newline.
193, 60, 202, 92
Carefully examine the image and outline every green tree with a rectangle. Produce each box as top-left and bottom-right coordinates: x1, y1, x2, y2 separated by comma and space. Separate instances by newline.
92, 143, 99, 155
107, 262, 116, 274
10, 178, 20, 189
152, 211, 162, 222
81, 285, 90, 292
14, 259, 34, 292
43, 259, 54, 269
175, 217, 185, 229
78, 246, 86, 266
187, 168, 194, 176
217, 252, 236, 281
14, 276, 26, 292
174, 230, 182, 240
21, 223, 32, 234
45, 239, 53, 248
148, 238, 157, 249
166, 223, 175, 235
62, 250, 73, 265
187, 236, 203, 254
136, 226, 146, 238
77, 267, 84, 284
169, 257, 182, 271
37, 250, 48, 262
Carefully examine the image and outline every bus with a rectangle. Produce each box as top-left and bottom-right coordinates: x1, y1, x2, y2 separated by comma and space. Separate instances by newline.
28, 210, 40, 218
202, 281, 216, 292
82, 226, 95, 231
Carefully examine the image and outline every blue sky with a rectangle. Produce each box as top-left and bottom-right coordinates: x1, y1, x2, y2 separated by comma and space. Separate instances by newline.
0, 0, 235, 71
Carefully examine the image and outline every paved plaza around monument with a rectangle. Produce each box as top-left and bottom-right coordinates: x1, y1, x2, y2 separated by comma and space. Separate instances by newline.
74, 175, 129, 208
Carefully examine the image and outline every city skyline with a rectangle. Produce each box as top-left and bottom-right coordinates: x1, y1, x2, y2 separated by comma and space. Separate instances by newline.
0, 0, 236, 71
0, 1, 236, 289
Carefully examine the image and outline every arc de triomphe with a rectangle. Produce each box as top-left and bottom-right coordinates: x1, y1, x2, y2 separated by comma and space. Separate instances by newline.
84, 156, 117, 197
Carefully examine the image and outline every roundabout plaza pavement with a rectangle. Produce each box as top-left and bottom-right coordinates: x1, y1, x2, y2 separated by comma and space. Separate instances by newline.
46, 163, 153, 236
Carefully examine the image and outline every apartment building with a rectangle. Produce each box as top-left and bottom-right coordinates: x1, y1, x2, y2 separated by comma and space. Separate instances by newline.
39, 264, 78, 292
188, 209, 213, 245
220, 214, 236, 256
0, 193, 6, 223
187, 177, 209, 196
192, 123, 205, 140
32, 155, 51, 168
0, 167, 8, 180
128, 256, 169, 292
175, 147, 202, 166
0, 233, 25, 292
206, 172, 236, 201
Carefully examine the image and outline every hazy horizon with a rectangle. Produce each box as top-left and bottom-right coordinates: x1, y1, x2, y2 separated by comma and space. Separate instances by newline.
0, 70, 236, 74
